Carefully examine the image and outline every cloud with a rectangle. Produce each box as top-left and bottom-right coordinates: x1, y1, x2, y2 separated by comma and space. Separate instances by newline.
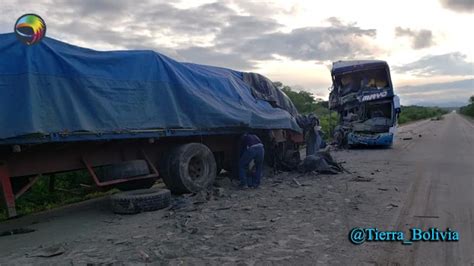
439, 0, 474, 13
394, 52, 474, 76
227, 25, 377, 62
0, 1, 380, 70
177, 47, 254, 69
397, 79, 473, 106
229, 0, 301, 16
395, 27, 435, 49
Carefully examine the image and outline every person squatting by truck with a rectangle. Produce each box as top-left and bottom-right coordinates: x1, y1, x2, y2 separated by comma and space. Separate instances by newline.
239, 133, 265, 189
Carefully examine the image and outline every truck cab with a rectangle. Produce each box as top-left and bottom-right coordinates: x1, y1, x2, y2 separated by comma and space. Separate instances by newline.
329, 60, 400, 147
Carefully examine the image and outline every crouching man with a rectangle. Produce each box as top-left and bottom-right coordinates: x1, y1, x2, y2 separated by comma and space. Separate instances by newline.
239, 133, 264, 189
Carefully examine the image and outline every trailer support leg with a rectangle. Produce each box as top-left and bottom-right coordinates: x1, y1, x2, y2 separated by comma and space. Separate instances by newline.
0, 165, 17, 218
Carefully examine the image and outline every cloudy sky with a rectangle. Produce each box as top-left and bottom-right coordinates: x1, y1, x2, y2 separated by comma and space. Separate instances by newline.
1, 0, 473, 106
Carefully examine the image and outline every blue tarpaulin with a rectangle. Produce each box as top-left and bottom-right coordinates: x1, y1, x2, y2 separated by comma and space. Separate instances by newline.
0, 33, 300, 143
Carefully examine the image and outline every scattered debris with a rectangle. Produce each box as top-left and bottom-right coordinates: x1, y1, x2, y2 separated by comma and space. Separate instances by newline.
214, 205, 233, 211
387, 203, 399, 209
350, 176, 374, 182
0, 228, 35, 237
214, 177, 233, 188
414, 215, 439, 219
138, 250, 150, 262
113, 240, 129, 245
243, 225, 267, 231
431, 116, 443, 121
30, 244, 65, 258
298, 151, 344, 174
0, 145, 416, 265
270, 217, 282, 223
292, 178, 302, 186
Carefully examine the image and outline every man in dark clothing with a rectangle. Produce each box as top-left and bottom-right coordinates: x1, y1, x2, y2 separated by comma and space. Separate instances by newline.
306, 125, 323, 156
239, 133, 264, 188
305, 114, 322, 156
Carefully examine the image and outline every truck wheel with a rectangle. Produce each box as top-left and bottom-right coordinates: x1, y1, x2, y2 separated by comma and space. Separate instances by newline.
115, 178, 156, 191
96, 160, 150, 182
162, 143, 217, 193
110, 188, 171, 214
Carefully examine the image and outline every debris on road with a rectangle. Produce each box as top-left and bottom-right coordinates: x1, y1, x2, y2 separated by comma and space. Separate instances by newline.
350, 176, 374, 182
298, 151, 344, 174
138, 250, 150, 262
0, 228, 35, 237
387, 203, 399, 209
414, 215, 439, 219
292, 178, 302, 186
0, 147, 418, 265
30, 244, 66, 258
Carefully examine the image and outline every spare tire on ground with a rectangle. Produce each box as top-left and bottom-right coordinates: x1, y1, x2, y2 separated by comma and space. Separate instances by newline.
110, 188, 171, 214
162, 143, 217, 194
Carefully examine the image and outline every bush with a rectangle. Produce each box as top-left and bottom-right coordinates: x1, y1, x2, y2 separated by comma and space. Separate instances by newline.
278, 83, 338, 139
398, 106, 448, 124
0, 171, 110, 221
459, 96, 474, 118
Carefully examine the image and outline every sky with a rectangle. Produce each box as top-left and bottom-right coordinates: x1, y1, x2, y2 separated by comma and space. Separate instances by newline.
0, 0, 473, 106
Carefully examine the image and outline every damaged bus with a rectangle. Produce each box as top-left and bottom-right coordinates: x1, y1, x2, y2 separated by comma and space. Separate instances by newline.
329, 60, 400, 147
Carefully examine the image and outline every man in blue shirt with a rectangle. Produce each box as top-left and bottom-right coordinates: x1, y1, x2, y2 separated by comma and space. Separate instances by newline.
239, 133, 265, 189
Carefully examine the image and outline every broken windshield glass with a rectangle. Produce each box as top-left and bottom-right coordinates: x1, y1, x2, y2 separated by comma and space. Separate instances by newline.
334, 68, 390, 96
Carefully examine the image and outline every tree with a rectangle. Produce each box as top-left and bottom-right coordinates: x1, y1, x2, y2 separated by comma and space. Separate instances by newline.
275, 82, 339, 139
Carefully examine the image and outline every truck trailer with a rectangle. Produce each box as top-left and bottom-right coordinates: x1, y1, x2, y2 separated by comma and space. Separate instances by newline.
0, 33, 305, 217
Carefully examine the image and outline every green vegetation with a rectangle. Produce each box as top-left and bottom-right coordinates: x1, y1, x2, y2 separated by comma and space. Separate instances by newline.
459, 96, 474, 118
275, 82, 339, 138
0, 171, 113, 221
398, 105, 448, 124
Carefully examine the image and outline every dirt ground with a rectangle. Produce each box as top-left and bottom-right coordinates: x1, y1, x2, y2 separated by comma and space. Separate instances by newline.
0, 113, 472, 265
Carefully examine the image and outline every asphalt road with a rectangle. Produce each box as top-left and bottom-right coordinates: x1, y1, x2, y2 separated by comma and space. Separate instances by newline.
381, 112, 474, 265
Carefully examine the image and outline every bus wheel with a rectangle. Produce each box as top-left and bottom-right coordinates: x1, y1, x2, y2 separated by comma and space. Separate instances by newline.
162, 143, 217, 193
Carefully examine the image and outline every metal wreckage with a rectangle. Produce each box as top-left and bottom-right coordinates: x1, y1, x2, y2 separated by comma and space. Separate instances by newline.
329, 60, 401, 147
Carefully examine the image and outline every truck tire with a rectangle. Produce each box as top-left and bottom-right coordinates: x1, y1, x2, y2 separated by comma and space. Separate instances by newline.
96, 160, 150, 182
162, 143, 217, 194
110, 188, 171, 214
115, 178, 156, 191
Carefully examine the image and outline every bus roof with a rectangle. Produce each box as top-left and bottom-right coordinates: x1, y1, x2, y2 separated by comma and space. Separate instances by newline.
332, 60, 388, 75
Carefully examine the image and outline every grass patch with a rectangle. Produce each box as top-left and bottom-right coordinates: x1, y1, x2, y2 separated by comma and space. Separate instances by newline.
0, 171, 115, 221
398, 105, 448, 124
